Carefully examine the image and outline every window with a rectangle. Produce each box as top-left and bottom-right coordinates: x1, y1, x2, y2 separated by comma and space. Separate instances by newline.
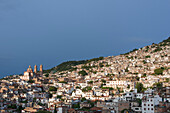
151, 104, 153, 106
135, 108, 139, 110
148, 104, 150, 106
144, 104, 146, 106
148, 108, 150, 110
144, 108, 146, 110
151, 108, 153, 110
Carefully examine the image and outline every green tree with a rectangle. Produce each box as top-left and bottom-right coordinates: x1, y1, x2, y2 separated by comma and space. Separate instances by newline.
27, 80, 35, 83
125, 67, 129, 72
78, 70, 88, 76
136, 98, 142, 106
76, 86, 81, 89
135, 83, 144, 93
93, 71, 97, 74
82, 86, 92, 92
143, 60, 147, 64
49, 86, 57, 91
99, 63, 104, 67
145, 55, 151, 58
44, 73, 49, 77
136, 77, 140, 81
101, 79, 106, 83
81, 97, 86, 102
165, 78, 169, 82
154, 82, 163, 90
57, 95, 62, 99
72, 103, 80, 108
54, 105, 57, 113
101, 87, 114, 90
17, 105, 23, 113
142, 73, 146, 77
8, 104, 17, 109
127, 85, 130, 89
88, 81, 93, 84
33, 98, 36, 102
154, 68, 164, 75
59, 81, 67, 84
48, 93, 52, 98
36, 111, 51, 113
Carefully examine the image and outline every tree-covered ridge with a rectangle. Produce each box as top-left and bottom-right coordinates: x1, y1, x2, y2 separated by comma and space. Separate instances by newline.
43, 57, 104, 73
43, 60, 86, 73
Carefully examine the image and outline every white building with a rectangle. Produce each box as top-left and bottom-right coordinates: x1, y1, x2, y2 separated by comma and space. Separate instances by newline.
104, 80, 127, 89
142, 95, 161, 113
142, 96, 155, 113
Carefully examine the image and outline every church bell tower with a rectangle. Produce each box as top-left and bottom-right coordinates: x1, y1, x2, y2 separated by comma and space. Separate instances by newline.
40, 64, 43, 75
34, 65, 37, 74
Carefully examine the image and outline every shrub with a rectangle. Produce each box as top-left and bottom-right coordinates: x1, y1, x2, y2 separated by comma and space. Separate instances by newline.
28, 80, 35, 83
72, 103, 80, 108
82, 86, 92, 92
76, 86, 81, 89
49, 86, 57, 91
101, 79, 106, 83
165, 78, 169, 82
8, 104, 17, 109
88, 81, 93, 84
57, 95, 62, 99
145, 55, 151, 58
59, 81, 67, 84
143, 60, 147, 64
36, 111, 51, 113
154, 68, 164, 75
153, 82, 163, 89
101, 87, 114, 90
141, 73, 146, 77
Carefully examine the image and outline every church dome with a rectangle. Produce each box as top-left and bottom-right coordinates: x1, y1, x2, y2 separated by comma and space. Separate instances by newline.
27, 65, 33, 72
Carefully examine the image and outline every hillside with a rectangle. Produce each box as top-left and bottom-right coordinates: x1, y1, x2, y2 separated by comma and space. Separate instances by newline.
44, 37, 170, 77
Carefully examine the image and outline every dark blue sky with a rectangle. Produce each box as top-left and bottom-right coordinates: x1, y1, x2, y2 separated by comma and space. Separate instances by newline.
0, 0, 170, 78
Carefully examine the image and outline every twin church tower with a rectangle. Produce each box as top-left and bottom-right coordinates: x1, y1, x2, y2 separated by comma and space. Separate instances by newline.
34, 64, 43, 75
21, 65, 43, 81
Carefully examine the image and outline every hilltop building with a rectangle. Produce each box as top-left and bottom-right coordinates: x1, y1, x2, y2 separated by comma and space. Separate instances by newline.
20, 65, 43, 81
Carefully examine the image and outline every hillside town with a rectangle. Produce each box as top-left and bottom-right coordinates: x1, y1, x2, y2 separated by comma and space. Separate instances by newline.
0, 38, 169, 113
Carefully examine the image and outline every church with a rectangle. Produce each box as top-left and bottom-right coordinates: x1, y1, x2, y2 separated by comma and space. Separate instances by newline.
21, 65, 43, 81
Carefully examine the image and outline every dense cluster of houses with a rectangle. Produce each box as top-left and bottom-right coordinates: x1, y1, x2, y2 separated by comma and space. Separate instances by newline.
0, 40, 169, 113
